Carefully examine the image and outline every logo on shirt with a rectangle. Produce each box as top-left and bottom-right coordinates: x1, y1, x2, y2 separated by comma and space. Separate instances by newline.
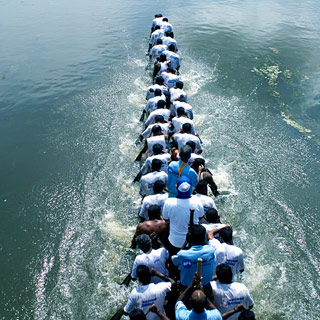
182, 259, 192, 268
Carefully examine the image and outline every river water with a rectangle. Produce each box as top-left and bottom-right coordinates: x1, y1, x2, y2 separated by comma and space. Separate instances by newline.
0, 0, 319, 319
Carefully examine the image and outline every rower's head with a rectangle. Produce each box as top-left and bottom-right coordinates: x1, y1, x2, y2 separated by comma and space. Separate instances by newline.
162, 17, 168, 22
136, 265, 151, 285
154, 14, 163, 18
190, 290, 207, 314
153, 143, 164, 155
176, 176, 192, 199
148, 204, 161, 220
154, 25, 160, 31
151, 124, 162, 136
153, 180, 165, 194
155, 115, 165, 123
219, 227, 233, 244
168, 44, 176, 52
165, 31, 174, 38
195, 180, 208, 196
205, 208, 220, 223
188, 224, 206, 245
176, 107, 185, 117
216, 264, 233, 284
182, 123, 192, 134
179, 145, 192, 162
167, 67, 176, 74
159, 54, 167, 62
129, 308, 147, 320
156, 100, 166, 109
176, 81, 183, 89
154, 88, 162, 96
136, 234, 152, 253
239, 310, 256, 320
192, 158, 205, 173
155, 76, 164, 85
186, 140, 196, 152
151, 159, 162, 172
156, 38, 163, 45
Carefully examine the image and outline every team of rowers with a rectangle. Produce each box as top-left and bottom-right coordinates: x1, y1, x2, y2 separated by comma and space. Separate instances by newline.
111, 14, 255, 320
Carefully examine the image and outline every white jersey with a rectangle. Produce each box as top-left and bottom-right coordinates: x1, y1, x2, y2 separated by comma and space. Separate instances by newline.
202, 223, 227, 240
139, 193, 169, 219
140, 171, 168, 197
158, 61, 170, 75
171, 101, 193, 119
195, 194, 217, 212
177, 152, 205, 166
141, 153, 171, 175
211, 281, 254, 320
209, 238, 244, 280
131, 248, 169, 283
151, 17, 166, 30
162, 195, 204, 248
171, 117, 195, 135
149, 29, 164, 46
162, 37, 178, 51
163, 50, 180, 70
145, 109, 171, 127
144, 96, 166, 114
150, 44, 167, 61
162, 72, 180, 89
141, 123, 170, 139
169, 87, 187, 103
160, 21, 173, 33
147, 136, 167, 156
174, 133, 202, 153
146, 84, 167, 100
124, 282, 171, 320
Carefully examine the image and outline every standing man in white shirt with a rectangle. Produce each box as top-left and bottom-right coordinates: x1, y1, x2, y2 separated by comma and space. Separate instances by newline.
162, 176, 204, 255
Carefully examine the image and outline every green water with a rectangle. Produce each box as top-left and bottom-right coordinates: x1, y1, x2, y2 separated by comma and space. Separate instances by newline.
0, 0, 319, 319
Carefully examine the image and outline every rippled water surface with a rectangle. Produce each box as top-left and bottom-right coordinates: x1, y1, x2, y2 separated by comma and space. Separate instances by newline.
0, 0, 319, 319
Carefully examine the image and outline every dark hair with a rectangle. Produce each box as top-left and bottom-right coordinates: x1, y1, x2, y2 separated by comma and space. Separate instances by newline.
148, 204, 161, 220
182, 123, 192, 133
154, 88, 162, 96
219, 227, 233, 243
156, 38, 163, 45
238, 310, 255, 320
151, 159, 163, 171
136, 234, 152, 253
153, 143, 164, 155
195, 180, 208, 195
192, 158, 205, 172
177, 107, 185, 117
157, 100, 166, 109
155, 115, 165, 123
168, 44, 175, 52
155, 76, 164, 85
186, 140, 196, 152
205, 208, 220, 223
153, 180, 165, 193
167, 67, 175, 74
216, 264, 232, 284
151, 124, 162, 135
159, 54, 167, 62
154, 25, 160, 30
136, 265, 151, 285
162, 17, 168, 22
129, 308, 147, 320
179, 145, 192, 161
188, 225, 206, 245
176, 81, 183, 89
